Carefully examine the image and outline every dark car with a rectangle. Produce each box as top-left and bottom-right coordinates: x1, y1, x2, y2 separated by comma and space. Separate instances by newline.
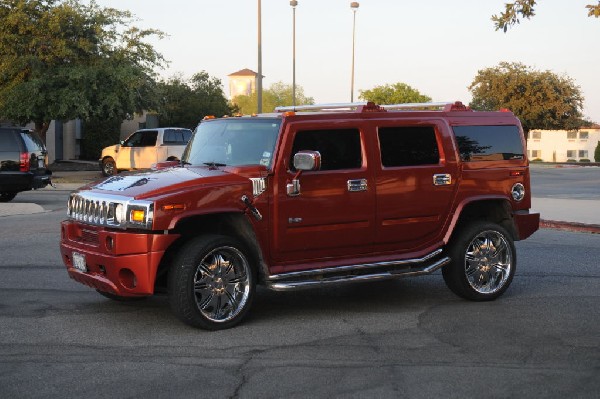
0, 127, 52, 202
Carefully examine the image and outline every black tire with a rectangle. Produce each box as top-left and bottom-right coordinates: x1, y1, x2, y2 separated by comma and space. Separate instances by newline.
96, 290, 148, 302
0, 192, 17, 202
442, 221, 516, 301
102, 157, 116, 177
168, 235, 256, 330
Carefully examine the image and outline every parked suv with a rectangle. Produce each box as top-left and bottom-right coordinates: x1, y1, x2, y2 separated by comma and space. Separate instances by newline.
60, 101, 539, 330
100, 127, 193, 176
0, 127, 51, 202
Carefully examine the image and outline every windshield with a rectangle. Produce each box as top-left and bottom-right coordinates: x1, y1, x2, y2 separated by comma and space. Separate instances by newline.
183, 118, 281, 168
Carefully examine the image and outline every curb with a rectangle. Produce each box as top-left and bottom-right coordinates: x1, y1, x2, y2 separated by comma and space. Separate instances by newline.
540, 219, 600, 234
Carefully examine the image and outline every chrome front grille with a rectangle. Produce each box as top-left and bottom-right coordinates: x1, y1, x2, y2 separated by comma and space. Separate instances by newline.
67, 191, 153, 229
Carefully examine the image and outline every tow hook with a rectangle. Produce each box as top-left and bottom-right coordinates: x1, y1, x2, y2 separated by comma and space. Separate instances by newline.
241, 195, 262, 221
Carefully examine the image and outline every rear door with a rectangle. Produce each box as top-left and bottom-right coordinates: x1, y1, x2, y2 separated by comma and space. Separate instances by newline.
373, 120, 459, 252
20, 130, 48, 175
0, 129, 21, 172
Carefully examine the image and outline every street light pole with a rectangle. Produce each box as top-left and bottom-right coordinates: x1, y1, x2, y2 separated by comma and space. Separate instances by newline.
290, 1, 298, 107
257, 0, 263, 113
350, 2, 359, 103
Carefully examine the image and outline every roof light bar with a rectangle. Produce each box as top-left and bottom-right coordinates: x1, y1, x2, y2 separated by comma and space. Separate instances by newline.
381, 102, 453, 110
275, 102, 368, 113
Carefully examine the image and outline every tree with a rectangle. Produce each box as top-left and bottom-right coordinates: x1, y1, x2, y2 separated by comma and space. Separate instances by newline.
493, 0, 600, 32
468, 62, 585, 134
158, 72, 232, 128
595, 141, 600, 163
0, 0, 165, 142
232, 81, 314, 114
359, 83, 431, 105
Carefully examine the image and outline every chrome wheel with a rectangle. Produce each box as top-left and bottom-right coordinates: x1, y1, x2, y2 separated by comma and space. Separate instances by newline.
102, 158, 116, 176
443, 222, 516, 301
193, 246, 251, 323
464, 230, 512, 295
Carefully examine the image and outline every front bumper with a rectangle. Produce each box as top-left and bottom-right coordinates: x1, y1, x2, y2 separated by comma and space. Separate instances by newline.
513, 210, 540, 240
60, 220, 179, 296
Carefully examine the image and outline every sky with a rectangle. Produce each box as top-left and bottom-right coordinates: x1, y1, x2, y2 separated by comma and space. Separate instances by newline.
92, 0, 600, 123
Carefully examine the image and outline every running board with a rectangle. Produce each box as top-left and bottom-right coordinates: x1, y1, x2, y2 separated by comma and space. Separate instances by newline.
265, 251, 450, 291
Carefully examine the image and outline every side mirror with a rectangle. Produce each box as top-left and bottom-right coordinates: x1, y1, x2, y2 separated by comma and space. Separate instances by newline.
293, 150, 321, 171
288, 151, 321, 196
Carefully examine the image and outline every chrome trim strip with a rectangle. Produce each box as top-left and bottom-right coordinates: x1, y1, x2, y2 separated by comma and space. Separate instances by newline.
267, 257, 450, 291
267, 248, 443, 281
250, 177, 266, 197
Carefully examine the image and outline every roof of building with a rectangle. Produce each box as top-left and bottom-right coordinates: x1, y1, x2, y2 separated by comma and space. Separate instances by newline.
228, 68, 258, 77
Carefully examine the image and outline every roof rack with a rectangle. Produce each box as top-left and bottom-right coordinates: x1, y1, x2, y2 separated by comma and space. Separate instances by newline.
274, 101, 470, 114
275, 102, 368, 113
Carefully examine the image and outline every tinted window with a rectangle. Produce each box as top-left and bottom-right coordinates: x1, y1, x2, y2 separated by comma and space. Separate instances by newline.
0, 130, 21, 151
291, 129, 362, 171
164, 129, 193, 144
378, 126, 439, 167
452, 125, 524, 162
20, 131, 46, 153
123, 131, 158, 147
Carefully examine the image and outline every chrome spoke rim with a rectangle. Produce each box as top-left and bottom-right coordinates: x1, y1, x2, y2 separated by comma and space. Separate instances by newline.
193, 246, 250, 323
464, 230, 512, 294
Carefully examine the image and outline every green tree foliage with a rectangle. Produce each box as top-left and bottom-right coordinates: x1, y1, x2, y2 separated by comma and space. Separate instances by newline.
595, 141, 600, 162
158, 72, 232, 128
493, 1, 600, 32
359, 83, 431, 105
468, 62, 585, 133
80, 116, 122, 160
0, 0, 165, 142
233, 82, 314, 114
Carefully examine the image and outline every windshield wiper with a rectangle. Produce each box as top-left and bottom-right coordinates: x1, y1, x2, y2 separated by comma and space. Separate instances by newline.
203, 162, 227, 169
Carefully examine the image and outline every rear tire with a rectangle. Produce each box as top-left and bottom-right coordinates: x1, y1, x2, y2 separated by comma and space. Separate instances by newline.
168, 235, 256, 330
443, 221, 516, 301
0, 192, 17, 202
102, 157, 116, 177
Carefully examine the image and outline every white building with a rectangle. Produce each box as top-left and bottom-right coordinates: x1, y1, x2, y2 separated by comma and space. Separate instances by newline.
526, 126, 600, 163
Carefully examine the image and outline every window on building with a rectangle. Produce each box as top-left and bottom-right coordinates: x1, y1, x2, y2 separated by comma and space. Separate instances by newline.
579, 131, 589, 140
567, 131, 577, 140
530, 150, 541, 158
377, 126, 440, 167
579, 150, 588, 158
531, 131, 541, 139
452, 125, 524, 162
566, 150, 576, 158
291, 128, 362, 171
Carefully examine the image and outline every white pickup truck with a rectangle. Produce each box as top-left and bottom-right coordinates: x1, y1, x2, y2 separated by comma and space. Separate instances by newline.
99, 128, 193, 176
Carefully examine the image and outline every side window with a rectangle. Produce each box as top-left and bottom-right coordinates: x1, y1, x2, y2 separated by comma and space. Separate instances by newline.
453, 125, 524, 162
0, 131, 21, 151
20, 131, 46, 152
378, 126, 440, 167
140, 131, 158, 147
123, 132, 143, 147
291, 128, 362, 171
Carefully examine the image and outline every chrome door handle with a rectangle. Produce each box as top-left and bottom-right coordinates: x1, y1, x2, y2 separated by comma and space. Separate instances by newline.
347, 179, 368, 192
433, 174, 452, 186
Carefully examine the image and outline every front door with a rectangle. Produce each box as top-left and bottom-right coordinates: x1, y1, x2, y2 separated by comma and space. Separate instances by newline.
272, 126, 375, 268
116, 130, 158, 170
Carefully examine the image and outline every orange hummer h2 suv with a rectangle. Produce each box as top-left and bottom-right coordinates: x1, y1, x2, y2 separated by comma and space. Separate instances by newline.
60, 101, 540, 330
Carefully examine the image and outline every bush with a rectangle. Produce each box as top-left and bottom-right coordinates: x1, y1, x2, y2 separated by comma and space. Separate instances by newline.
566, 159, 577, 163
80, 117, 122, 160
531, 158, 543, 162
579, 159, 591, 163
595, 141, 600, 162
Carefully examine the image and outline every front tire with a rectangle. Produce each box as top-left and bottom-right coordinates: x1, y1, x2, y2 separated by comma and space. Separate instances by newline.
102, 157, 116, 177
443, 221, 516, 301
168, 235, 255, 330
0, 192, 17, 202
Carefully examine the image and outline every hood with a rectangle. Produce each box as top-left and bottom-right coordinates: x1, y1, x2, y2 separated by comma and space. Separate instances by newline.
101, 144, 120, 158
82, 166, 259, 199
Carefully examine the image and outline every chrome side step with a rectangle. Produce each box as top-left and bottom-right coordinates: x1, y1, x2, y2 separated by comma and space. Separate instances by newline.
265, 250, 450, 291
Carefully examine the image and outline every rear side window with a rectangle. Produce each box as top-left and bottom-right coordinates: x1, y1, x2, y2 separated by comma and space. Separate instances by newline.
378, 126, 440, 167
164, 129, 192, 144
291, 128, 362, 171
452, 125, 524, 162
20, 131, 46, 152
0, 130, 21, 151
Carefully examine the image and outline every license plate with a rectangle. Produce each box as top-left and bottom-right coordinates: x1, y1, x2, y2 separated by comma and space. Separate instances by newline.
72, 252, 87, 272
